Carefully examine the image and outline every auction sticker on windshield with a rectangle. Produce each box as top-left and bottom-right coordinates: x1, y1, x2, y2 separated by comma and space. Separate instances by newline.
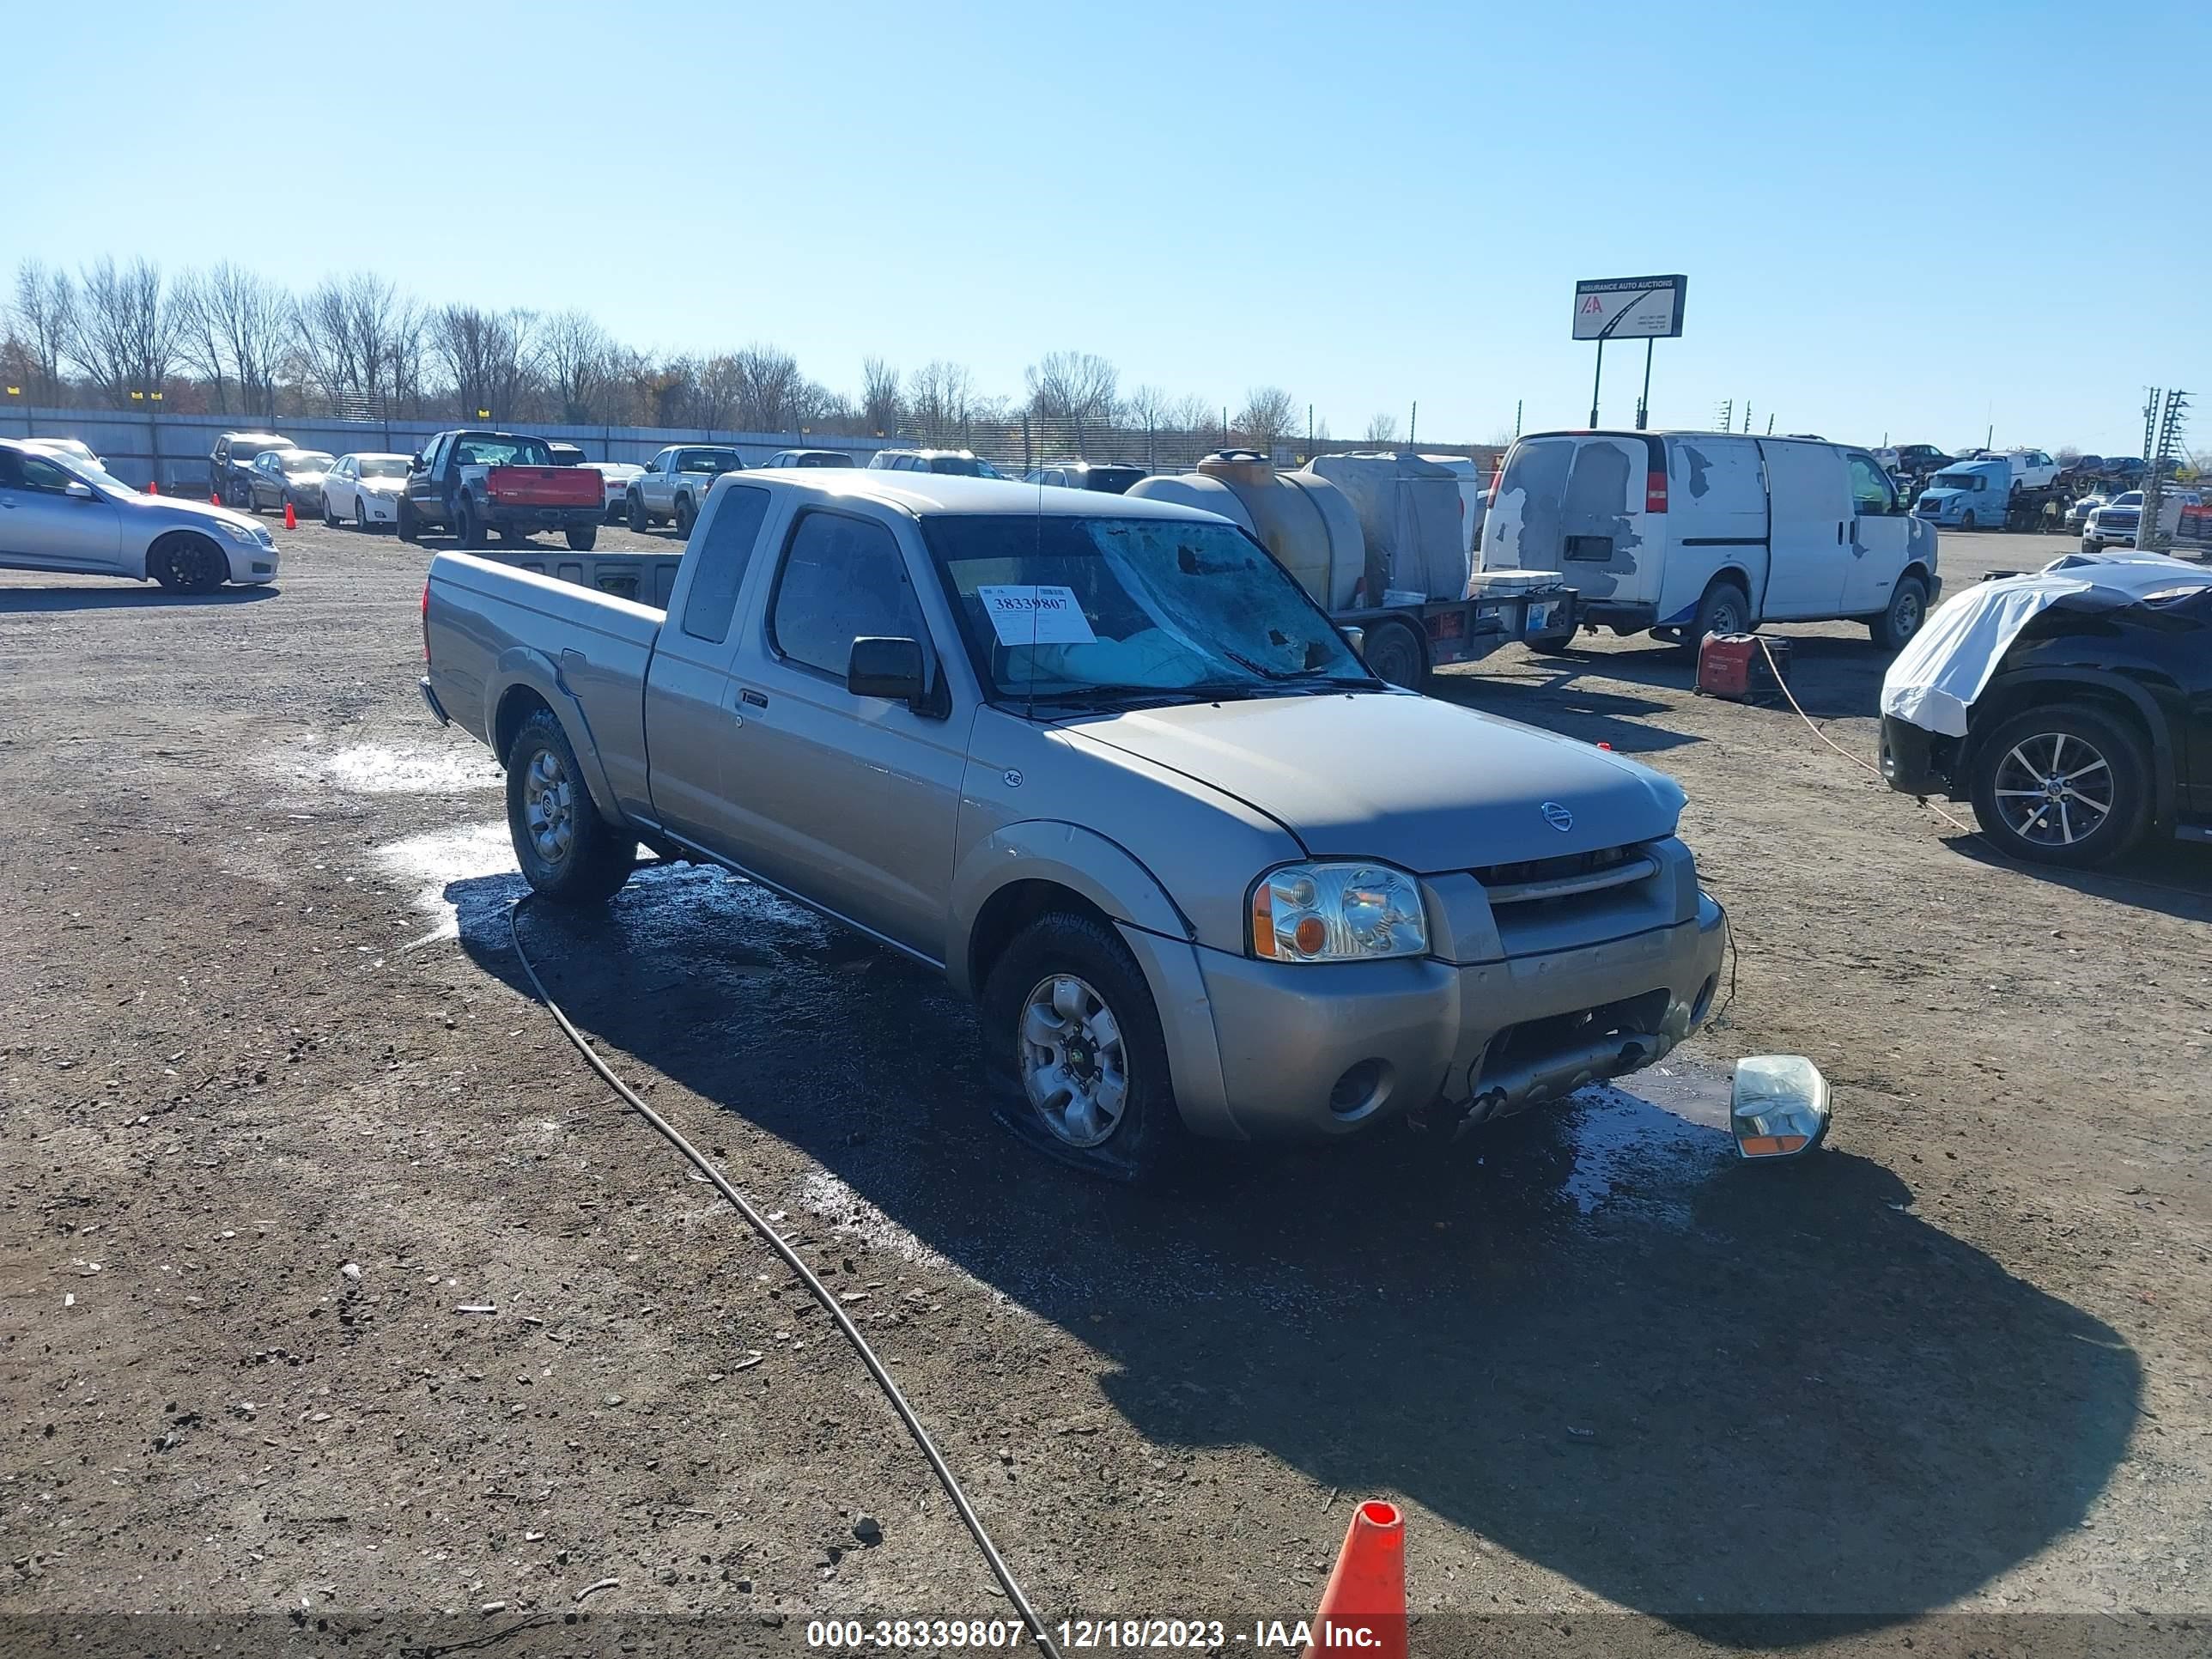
978, 585, 1097, 646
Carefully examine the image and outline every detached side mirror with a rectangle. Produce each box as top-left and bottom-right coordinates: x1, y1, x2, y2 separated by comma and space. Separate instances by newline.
1340, 625, 1367, 661
1731, 1055, 1832, 1161
64, 480, 94, 501
848, 635, 927, 704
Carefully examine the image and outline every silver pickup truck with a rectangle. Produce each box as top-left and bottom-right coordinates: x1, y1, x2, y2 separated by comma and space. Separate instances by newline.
420, 472, 1726, 1178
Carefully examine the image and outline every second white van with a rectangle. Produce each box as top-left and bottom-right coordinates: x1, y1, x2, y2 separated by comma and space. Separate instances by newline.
1480, 430, 1941, 651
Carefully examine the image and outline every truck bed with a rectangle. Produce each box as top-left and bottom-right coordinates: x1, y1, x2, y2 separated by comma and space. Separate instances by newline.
422, 552, 665, 814
460, 547, 684, 609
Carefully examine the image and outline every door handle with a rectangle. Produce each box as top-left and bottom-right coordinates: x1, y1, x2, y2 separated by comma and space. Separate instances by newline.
739, 688, 769, 708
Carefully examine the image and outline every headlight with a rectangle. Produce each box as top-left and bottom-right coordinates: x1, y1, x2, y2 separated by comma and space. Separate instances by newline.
215, 519, 261, 544
1249, 861, 1427, 963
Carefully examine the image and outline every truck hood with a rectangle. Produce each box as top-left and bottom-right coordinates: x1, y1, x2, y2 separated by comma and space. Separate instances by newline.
1059, 691, 1684, 872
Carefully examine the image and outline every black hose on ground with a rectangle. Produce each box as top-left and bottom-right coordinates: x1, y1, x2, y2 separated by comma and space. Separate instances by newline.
506, 891, 1063, 1659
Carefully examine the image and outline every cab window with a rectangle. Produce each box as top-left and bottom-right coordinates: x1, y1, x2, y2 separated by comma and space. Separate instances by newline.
769, 512, 927, 678
679, 486, 773, 646
1849, 454, 1898, 515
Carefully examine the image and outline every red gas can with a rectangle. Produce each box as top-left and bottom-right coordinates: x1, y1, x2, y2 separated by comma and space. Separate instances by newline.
1696, 632, 1791, 702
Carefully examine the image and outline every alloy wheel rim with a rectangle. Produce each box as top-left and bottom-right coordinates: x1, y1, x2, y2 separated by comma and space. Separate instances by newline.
524, 746, 576, 864
1018, 973, 1128, 1148
1993, 731, 2113, 848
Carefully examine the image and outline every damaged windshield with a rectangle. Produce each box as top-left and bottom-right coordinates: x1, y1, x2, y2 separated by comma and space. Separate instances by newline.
920, 514, 1375, 708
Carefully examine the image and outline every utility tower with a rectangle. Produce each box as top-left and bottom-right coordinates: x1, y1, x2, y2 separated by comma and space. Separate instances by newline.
2137, 388, 2191, 552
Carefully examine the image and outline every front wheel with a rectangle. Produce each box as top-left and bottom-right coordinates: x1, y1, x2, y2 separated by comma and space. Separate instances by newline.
565, 524, 598, 551
505, 710, 635, 903
1960, 510, 1978, 530
396, 498, 418, 542
2081, 538, 2104, 555
673, 495, 696, 538
980, 913, 1179, 1182
1869, 574, 1928, 651
323, 493, 339, 527
149, 533, 225, 594
1969, 702, 2149, 868
627, 492, 650, 533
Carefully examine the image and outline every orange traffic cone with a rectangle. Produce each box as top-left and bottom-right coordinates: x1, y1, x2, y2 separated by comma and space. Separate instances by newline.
210, 490, 220, 505
283, 501, 297, 530
146, 479, 159, 495
1302, 1501, 1406, 1659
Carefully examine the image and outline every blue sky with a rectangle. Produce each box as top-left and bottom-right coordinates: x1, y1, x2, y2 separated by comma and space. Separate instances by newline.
9, 0, 2208, 453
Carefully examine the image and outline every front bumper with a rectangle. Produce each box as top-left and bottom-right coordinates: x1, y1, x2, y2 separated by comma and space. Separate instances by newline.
359, 492, 400, 524
219, 535, 281, 585
1170, 898, 1728, 1139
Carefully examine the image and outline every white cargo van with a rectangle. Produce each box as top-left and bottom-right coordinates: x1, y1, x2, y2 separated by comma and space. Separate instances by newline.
1480, 430, 1942, 650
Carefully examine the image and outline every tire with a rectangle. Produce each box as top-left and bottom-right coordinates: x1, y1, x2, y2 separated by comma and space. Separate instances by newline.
456, 498, 486, 550
627, 491, 650, 533
1681, 578, 1751, 652
226, 477, 250, 510
673, 495, 696, 538
1968, 702, 2150, 869
2082, 538, 2104, 556
1960, 510, 1977, 530
396, 498, 418, 543
149, 532, 226, 594
323, 493, 339, 527
1362, 619, 1428, 690
355, 495, 370, 531
1869, 573, 1929, 651
504, 710, 635, 903
979, 911, 1179, 1182
565, 524, 598, 551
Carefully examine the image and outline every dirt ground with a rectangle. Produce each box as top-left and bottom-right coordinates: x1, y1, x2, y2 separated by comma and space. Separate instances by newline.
3, 520, 2207, 1659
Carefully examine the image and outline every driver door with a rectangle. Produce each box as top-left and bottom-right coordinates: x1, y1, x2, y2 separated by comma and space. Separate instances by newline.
719, 506, 969, 957
0, 449, 124, 572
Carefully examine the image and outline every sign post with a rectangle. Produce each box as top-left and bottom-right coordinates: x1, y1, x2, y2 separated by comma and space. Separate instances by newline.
1572, 275, 1686, 428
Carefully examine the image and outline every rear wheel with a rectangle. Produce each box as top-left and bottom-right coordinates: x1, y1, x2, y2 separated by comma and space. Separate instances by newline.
456, 499, 486, 549
1362, 619, 1428, 690
1869, 574, 1928, 651
1680, 578, 1751, 653
980, 912, 1178, 1182
1969, 702, 2149, 868
504, 710, 635, 903
565, 524, 598, 551
149, 532, 225, 594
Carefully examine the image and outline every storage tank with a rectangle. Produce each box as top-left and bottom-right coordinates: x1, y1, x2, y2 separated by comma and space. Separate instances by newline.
1127, 451, 1368, 611
1304, 451, 1469, 602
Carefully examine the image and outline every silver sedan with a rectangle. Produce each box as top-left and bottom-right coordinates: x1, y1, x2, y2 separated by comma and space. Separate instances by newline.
0, 438, 279, 592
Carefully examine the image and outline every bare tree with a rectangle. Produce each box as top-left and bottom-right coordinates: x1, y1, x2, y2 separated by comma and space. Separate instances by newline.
1234, 386, 1298, 452
729, 343, 805, 432
1024, 350, 1120, 456
540, 308, 611, 422
10, 259, 76, 404
178, 263, 289, 417
906, 360, 976, 446
430, 305, 538, 422
386, 299, 430, 418
1170, 393, 1222, 444
1125, 383, 1170, 432
340, 272, 405, 411
293, 277, 358, 411
686, 354, 738, 430
1363, 411, 1400, 445
861, 356, 901, 436
68, 258, 182, 406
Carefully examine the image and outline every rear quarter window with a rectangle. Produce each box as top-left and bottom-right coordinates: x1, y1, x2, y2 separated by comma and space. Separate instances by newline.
679, 485, 774, 645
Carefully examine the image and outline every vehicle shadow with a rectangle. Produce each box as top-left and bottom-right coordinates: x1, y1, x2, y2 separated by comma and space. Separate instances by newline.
0, 584, 282, 612
1480, 635, 1893, 724
448, 865, 2141, 1640
1429, 666, 1698, 757
1947, 832, 2212, 923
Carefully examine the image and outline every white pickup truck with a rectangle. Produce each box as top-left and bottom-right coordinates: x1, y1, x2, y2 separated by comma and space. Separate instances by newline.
624, 445, 746, 537
420, 471, 1726, 1178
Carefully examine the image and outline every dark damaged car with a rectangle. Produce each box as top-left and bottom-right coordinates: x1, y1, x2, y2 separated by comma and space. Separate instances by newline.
1879, 551, 2212, 866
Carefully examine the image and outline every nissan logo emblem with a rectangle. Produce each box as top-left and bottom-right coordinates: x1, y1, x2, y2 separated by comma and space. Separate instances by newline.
1540, 801, 1574, 833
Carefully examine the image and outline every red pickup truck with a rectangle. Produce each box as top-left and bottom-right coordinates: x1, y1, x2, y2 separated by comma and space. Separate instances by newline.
397, 430, 604, 550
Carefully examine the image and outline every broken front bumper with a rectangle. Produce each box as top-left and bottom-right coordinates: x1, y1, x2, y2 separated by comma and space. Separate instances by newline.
1155, 896, 1728, 1141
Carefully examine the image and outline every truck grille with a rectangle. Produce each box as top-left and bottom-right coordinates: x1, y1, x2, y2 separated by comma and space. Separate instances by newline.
1474, 842, 1657, 907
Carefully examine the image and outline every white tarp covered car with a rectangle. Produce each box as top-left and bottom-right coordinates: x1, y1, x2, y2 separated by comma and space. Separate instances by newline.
1878, 550, 2212, 866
